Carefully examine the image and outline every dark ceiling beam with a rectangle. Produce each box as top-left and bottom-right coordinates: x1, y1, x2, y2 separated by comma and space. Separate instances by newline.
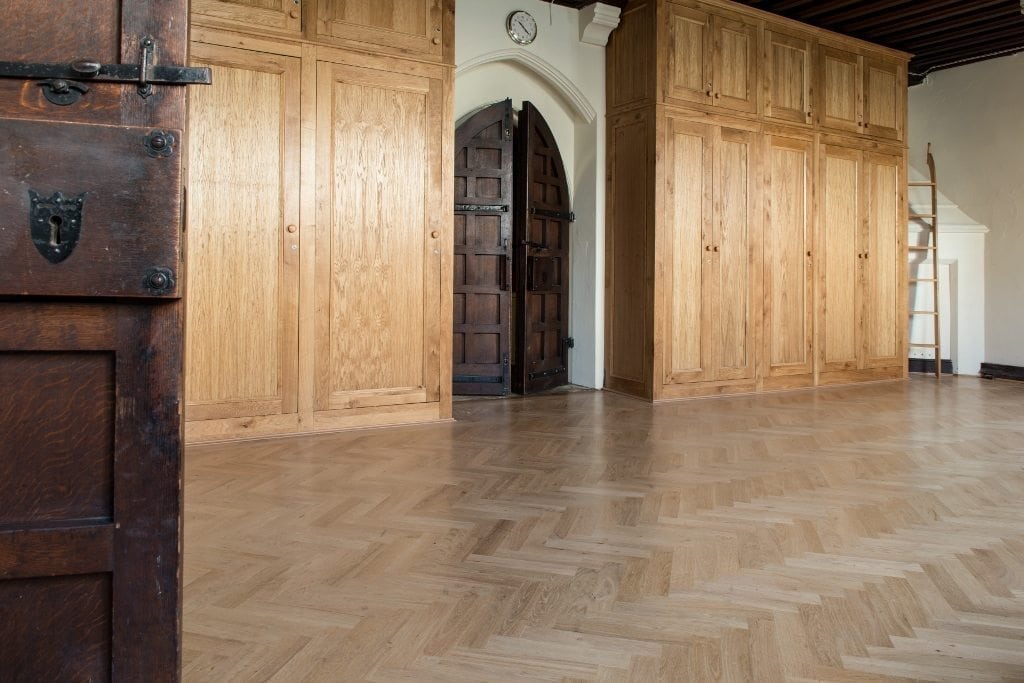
892, 5, 1017, 42
833, 0, 968, 33
862, 0, 1010, 39
906, 18, 1024, 52
813, 0, 917, 26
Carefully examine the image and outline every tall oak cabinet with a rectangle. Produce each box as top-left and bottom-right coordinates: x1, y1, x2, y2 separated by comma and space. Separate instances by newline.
185, 0, 454, 442
606, 0, 908, 400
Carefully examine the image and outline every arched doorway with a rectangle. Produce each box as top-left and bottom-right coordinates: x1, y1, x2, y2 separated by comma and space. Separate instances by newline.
453, 100, 572, 396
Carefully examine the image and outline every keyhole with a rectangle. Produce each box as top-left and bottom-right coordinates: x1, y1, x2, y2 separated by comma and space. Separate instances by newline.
48, 215, 63, 246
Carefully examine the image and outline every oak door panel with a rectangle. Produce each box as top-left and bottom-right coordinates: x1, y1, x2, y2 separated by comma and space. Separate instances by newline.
763, 27, 813, 125
191, 0, 302, 35
763, 133, 814, 378
605, 110, 653, 397
317, 0, 446, 61
818, 45, 861, 134
186, 42, 301, 422
664, 2, 712, 107
315, 60, 443, 412
453, 99, 513, 395
0, 1, 189, 677
712, 14, 758, 114
514, 102, 572, 394
864, 56, 902, 140
0, 303, 183, 679
862, 151, 902, 368
819, 144, 861, 372
712, 126, 757, 380
663, 117, 712, 385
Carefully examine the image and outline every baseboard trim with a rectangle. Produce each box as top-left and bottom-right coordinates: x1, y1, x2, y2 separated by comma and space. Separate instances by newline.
908, 358, 953, 375
980, 362, 1024, 381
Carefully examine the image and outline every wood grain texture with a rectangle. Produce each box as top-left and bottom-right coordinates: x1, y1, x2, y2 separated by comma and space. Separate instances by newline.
316, 0, 448, 63
0, 119, 183, 298
818, 43, 862, 134
762, 26, 814, 126
186, 41, 301, 421
0, 574, 112, 681
763, 131, 814, 379
315, 57, 443, 413
819, 143, 861, 372
191, 0, 302, 36
0, 352, 114, 525
183, 377, 1024, 681
607, 0, 655, 114
863, 55, 904, 141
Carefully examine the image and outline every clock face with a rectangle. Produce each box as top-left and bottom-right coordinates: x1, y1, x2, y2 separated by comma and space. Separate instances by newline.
506, 10, 538, 45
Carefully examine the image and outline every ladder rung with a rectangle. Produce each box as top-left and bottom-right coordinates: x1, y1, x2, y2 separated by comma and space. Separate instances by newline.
908, 181, 936, 187
909, 212, 937, 218
910, 278, 938, 283
909, 310, 937, 315
909, 343, 939, 348
908, 245, 936, 251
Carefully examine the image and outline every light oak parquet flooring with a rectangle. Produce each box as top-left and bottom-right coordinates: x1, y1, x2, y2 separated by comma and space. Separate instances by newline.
183, 377, 1024, 681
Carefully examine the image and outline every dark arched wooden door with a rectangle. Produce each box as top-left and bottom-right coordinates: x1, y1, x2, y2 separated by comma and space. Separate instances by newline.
513, 102, 573, 394
453, 100, 514, 395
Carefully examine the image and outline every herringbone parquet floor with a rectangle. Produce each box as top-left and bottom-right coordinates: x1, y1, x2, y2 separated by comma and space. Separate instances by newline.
183, 377, 1024, 682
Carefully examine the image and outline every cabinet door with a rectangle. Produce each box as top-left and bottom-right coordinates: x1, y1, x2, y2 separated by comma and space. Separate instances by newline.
191, 0, 302, 35
819, 144, 862, 372
186, 43, 301, 426
315, 60, 445, 415
317, 0, 446, 61
819, 45, 861, 134
861, 151, 903, 368
863, 56, 903, 140
712, 14, 758, 114
763, 28, 813, 125
663, 117, 713, 385
665, 2, 712, 107
711, 126, 758, 381
763, 133, 814, 378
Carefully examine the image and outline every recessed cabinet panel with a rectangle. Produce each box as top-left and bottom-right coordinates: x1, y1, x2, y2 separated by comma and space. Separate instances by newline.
664, 118, 712, 384
863, 152, 902, 366
820, 146, 861, 371
318, 0, 445, 61
191, 0, 302, 35
315, 60, 443, 412
665, 3, 711, 106
764, 28, 813, 125
186, 43, 301, 423
819, 45, 861, 134
764, 134, 813, 377
713, 16, 758, 114
864, 57, 902, 140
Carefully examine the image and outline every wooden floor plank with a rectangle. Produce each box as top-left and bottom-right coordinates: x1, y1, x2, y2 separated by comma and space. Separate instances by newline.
184, 377, 1024, 681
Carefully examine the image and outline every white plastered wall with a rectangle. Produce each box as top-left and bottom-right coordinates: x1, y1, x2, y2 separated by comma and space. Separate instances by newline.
909, 53, 1024, 368
455, 0, 611, 388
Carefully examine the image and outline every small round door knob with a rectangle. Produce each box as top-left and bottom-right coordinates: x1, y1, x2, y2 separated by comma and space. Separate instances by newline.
431, 230, 441, 239
287, 224, 298, 234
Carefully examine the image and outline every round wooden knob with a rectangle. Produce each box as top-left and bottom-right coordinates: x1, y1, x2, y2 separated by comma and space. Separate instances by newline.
286, 224, 298, 234
432, 37, 441, 45
705, 245, 712, 251
289, 9, 299, 18
431, 230, 440, 239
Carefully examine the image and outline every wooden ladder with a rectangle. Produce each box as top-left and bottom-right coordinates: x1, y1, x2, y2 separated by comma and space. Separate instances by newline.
908, 143, 941, 377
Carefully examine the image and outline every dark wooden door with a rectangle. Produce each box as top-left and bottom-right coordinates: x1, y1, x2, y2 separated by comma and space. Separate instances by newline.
453, 100, 514, 395
513, 102, 573, 394
0, 2, 202, 679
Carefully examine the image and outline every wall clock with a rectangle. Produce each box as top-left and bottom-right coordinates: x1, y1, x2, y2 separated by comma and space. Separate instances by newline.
506, 10, 538, 45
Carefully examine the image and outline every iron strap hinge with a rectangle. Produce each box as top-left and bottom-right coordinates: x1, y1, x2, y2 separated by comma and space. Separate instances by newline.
0, 36, 212, 105
529, 206, 575, 222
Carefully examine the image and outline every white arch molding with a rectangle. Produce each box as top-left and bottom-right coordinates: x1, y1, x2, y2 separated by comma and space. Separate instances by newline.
455, 49, 597, 124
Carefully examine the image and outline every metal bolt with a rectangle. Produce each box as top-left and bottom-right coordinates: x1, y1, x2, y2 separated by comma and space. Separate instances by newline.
150, 135, 166, 149
148, 272, 168, 289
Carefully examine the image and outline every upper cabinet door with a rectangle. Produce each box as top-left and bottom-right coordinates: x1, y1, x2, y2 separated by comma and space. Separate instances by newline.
314, 58, 446, 417
818, 44, 861, 134
712, 14, 758, 114
191, 0, 302, 35
763, 27, 814, 125
665, 2, 712, 107
317, 0, 448, 62
664, 2, 758, 115
863, 56, 903, 141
